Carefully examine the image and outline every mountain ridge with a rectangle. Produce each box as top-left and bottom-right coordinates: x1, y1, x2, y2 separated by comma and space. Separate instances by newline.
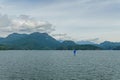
0, 32, 119, 50
0, 32, 60, 50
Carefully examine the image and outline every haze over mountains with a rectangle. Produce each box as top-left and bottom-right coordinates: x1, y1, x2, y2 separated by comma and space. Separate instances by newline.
0, 32, 120, 50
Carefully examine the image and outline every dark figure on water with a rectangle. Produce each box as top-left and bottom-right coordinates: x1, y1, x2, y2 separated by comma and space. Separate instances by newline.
73, 49, 77, 56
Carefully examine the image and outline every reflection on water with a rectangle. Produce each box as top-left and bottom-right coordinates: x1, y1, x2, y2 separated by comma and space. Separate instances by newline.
0, 50, 120, 80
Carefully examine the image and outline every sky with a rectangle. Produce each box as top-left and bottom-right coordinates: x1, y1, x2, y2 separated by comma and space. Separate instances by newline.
0, 0, 120, 43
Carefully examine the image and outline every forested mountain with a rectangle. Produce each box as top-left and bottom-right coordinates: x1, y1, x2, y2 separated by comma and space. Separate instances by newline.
0, 32, 119, 50
100, 41, 120, 50
0, 32, 60, 50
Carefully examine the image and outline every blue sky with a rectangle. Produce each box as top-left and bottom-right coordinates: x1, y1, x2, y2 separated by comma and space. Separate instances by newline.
0, 0, 120, 43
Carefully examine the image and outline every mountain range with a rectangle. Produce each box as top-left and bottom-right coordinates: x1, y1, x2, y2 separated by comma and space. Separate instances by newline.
0, 32, 60, 50
0, 32, 119, 50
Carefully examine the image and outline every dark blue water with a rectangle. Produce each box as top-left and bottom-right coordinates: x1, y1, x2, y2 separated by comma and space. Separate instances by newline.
0, 50, 120, 80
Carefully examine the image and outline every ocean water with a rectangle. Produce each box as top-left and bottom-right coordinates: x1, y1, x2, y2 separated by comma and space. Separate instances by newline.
0, 50, 120, 80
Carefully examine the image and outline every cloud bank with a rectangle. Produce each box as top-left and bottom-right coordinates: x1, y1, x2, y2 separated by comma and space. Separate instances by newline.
0, 14, 55, 36
52, 33, 75, 41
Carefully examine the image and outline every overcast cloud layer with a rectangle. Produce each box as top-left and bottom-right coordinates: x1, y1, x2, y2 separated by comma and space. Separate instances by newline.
0, 0, 120, 42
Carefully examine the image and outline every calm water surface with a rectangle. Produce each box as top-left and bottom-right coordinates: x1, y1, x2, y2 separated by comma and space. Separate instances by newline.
0, 50, 120, 80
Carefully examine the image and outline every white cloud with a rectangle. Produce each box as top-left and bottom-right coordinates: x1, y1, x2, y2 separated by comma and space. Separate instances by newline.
0, 14, 11, 27
51, 33, 76, 41
0, 14, 55, 36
